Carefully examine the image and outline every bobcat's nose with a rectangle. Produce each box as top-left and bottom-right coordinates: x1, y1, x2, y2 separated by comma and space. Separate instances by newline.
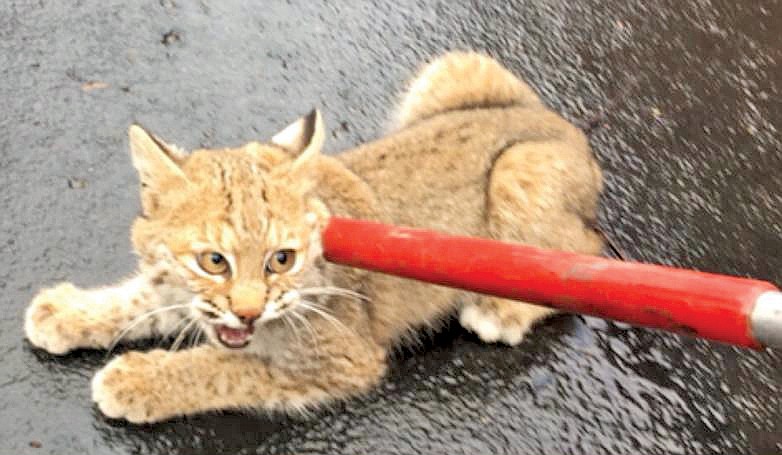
229, 282, 266, 323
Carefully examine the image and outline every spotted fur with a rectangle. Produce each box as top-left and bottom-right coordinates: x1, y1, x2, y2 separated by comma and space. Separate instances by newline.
25, 52, 603, 423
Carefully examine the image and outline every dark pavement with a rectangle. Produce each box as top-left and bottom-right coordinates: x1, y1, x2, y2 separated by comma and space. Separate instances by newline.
1, 1, 781, 454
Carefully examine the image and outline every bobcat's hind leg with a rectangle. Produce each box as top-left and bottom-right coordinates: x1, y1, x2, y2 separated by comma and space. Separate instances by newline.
460, 296, 556, 346
459, 140, 603, 345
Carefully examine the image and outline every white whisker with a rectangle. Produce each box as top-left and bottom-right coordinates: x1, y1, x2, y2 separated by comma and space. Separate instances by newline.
155, 316, 191, 349
281, 313, 304, 349
106, 303, 192, 357
191, 325, 205, 348
192, 300, 222, 318
170, 318, 198, 351
298, 300, 350, 334
296, 299, 377, 359
289, 309, 321, 355
296, 286, 370, 302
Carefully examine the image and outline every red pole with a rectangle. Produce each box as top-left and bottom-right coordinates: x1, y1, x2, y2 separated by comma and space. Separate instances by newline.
321, 217, 782, 349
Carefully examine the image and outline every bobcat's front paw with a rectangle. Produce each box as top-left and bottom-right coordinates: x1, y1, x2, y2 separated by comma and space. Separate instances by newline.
25, 283, 92, 355
92, 350, 175, 424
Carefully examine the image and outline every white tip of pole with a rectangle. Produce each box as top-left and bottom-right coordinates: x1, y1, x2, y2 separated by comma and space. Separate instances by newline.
751, 291, 782, 349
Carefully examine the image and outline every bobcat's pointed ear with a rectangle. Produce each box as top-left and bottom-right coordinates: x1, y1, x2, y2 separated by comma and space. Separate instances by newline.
128, 125, 188, 215
271, 109, 324, 169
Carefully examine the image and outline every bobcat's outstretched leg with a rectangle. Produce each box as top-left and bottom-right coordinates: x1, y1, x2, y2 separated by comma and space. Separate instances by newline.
25, 269, 192, 355
461, 140, 604, 345
92, 338, 387, 423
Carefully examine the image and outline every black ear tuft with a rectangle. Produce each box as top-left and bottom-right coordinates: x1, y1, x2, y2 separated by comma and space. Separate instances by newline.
300, 109, 318, 143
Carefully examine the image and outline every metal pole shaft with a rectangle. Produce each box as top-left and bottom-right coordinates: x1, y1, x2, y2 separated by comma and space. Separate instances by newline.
321, 217, 782, 349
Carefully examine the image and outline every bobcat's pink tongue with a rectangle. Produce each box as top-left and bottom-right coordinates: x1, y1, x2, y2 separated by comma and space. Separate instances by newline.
216, 324, 253, 348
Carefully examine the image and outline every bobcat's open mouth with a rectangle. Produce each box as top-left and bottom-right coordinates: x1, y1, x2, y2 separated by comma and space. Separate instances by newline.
215, 324, 254, 349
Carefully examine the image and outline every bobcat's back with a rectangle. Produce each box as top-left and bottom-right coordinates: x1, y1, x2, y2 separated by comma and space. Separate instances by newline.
338, 53, 596, 237
390, 52, 543, 130
333, 52, 603, 346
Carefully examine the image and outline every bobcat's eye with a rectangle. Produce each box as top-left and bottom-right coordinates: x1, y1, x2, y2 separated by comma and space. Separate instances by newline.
265, 249, 296, 274
197, 252, 230, 275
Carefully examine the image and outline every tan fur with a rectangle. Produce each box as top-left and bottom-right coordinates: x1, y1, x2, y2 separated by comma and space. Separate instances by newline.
391, 51, 542, 130
24, 52, 603, 423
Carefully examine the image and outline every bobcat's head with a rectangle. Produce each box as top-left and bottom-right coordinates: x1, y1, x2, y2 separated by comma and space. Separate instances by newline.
129, 111, 342, 349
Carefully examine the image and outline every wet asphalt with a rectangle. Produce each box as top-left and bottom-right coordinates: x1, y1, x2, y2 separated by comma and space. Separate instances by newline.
1, 1, 781, 454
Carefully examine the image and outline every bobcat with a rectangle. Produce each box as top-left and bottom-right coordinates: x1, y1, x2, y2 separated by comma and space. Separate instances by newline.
24, 52, 603, 423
